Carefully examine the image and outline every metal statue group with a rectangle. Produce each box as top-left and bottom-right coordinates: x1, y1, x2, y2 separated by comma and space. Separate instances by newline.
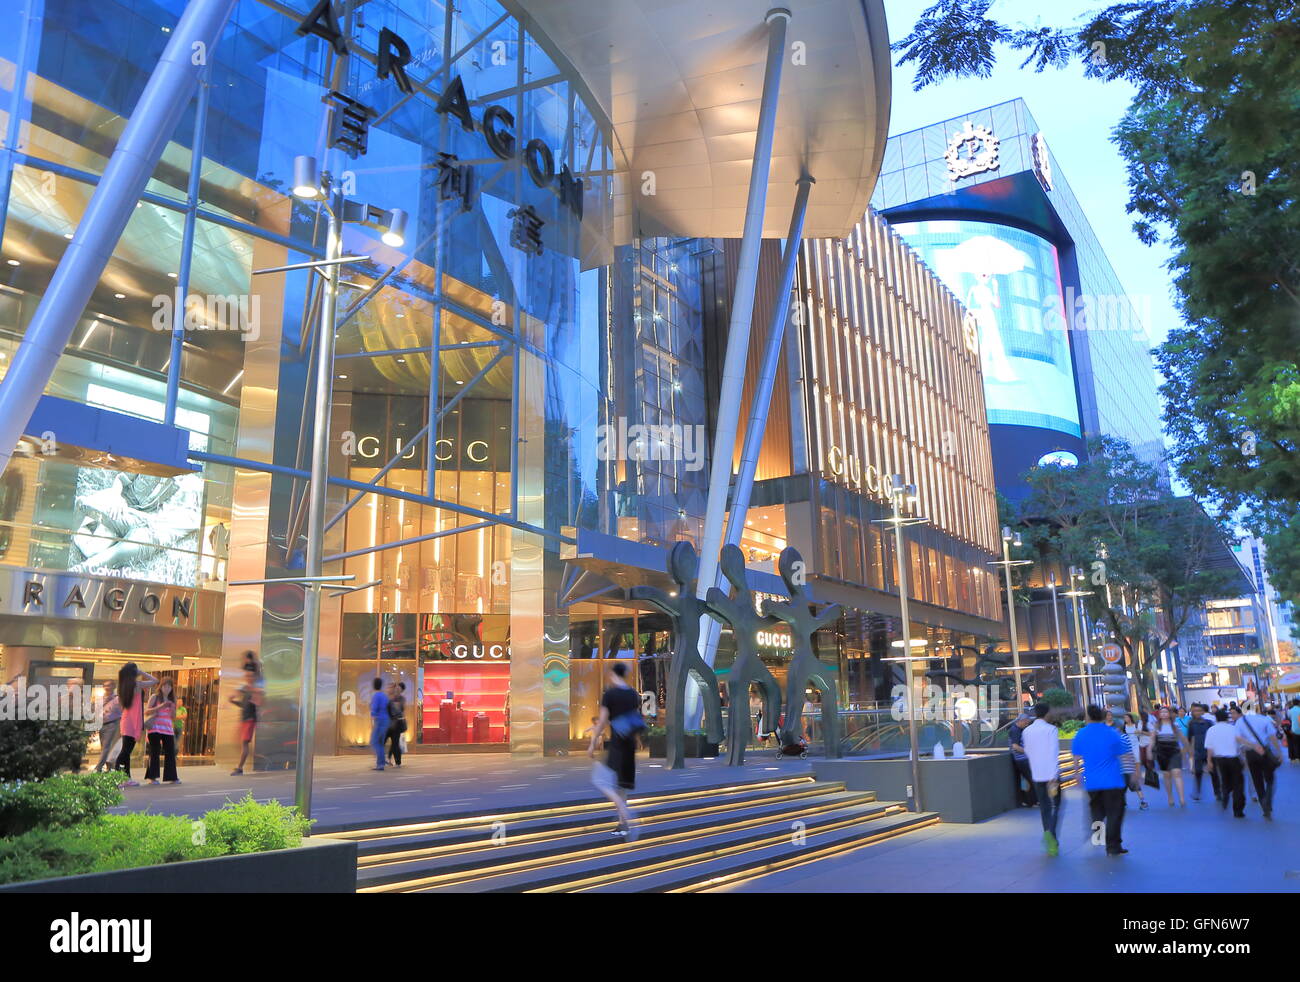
632, 541, 843, 768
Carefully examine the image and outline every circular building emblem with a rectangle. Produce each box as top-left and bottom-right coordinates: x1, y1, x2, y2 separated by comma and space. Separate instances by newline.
945, 121, 1000, 180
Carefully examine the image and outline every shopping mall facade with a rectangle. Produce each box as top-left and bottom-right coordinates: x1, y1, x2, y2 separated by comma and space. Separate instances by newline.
0, 0, 1010, 767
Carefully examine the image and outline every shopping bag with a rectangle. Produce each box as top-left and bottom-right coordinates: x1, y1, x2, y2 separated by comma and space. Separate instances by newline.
1144, 767, 1160, 790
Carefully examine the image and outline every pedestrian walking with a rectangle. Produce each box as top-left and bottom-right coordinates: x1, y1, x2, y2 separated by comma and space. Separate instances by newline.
1184, 703, 1218, 802
1022, 702, 1063, 855
1071, 704, 1135, 856
1152, 705, 1189, 807
386, 681, 407, 767
369, 677, 390, 771
1122, 713, 1150, 810
1009, 711, 1038, 808
93, 680, 122, 773
228, 668, 262, 775
143, 677, 181, 785
1233, 704, 1283, 819
1205, 708, 1247, 816
586, 662, 643, 841
113, 663, 158, 788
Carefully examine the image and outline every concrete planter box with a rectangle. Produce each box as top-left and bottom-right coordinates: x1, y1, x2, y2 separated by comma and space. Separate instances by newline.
0, 835, 356, 893
815, 751, 1017, 823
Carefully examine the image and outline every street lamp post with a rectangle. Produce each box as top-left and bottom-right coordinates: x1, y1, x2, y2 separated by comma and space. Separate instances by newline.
873, 475, 928, 812
989, 527, 1033, 708
286, 156, 406, 821
1048, 571, 1067, 688
1063, 566, 1095, 706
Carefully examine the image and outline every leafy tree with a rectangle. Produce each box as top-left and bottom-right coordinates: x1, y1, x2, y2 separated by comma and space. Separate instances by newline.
1014, 437, 1243, 708
894, 0, 1300, 598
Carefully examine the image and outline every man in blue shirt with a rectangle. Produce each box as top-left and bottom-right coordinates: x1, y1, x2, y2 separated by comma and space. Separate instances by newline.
1071, 704, 1136, 856
369, 677, 390, 771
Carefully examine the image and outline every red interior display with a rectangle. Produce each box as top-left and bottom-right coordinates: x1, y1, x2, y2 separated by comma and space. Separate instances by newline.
422, 663, 509, 745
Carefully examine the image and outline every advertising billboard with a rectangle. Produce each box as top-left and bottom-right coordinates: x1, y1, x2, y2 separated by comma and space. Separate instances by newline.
69, 469, 203, 587
892, 219, 1081, 438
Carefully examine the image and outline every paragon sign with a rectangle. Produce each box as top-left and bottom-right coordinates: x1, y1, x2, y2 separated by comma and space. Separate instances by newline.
0, 567, 198, 627
296, 1, 583, 219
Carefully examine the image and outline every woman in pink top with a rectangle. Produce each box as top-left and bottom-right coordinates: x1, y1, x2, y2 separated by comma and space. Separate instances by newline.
114, 663, 158, 787
144, 677, 181, 785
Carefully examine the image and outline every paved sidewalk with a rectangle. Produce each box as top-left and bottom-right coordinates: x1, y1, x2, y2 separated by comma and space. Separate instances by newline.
711, 763, 1300, 893
107, 752, 814, 830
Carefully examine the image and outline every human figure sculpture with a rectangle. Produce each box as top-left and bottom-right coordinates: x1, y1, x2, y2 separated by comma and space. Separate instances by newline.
762, 546, 844, 758
704, 543, 783, 767
627, 541, 724, 770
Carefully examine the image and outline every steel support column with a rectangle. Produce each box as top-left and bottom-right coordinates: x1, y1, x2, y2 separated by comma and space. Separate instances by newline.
695, 7, 791, 659
0, 0, 238, 476
700, 174, 812, 665
295, 199, 342, 822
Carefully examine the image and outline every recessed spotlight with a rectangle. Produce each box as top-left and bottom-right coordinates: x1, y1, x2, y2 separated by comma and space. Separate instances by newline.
396, 357, 405, 363
167, 272, 178, 278
114, 293, 126, 299
337, 374, 348, 380
5, 259, 18, 266
63, 233, 73, 240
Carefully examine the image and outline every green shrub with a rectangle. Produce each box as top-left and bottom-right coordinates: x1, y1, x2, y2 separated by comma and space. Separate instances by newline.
199, 794, 311, 855
1041, 688, 1075, 709
0, 796, 311, 885
0, 814, 222, 885
1058, 719, 1086, 738
0, 773, 123, 836
0, 719, 90, 781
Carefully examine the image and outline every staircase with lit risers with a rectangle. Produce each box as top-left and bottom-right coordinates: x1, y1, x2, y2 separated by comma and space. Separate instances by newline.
324, 774, 938, 893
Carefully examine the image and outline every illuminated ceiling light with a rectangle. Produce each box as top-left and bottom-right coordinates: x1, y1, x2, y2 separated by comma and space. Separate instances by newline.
382, 208, 408, 248
396, 357, 405, 363
5, 259, 18, 266
167, 271, 178, 278
292, 155, 321, 199
114, 292, 126, 299
337, 373, 348, 380
63, 233, 73, 240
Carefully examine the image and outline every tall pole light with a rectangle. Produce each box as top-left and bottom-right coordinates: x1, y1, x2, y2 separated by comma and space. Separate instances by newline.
989, 527, 1032, 708
1048, 571, 1066, 688
288, 156, 405, 821
874, 474, 928, 812
1063, 566, 1095, 706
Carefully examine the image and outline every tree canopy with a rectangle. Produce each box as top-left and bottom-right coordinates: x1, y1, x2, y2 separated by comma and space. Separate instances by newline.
1013, 436, 1246, 704
895, 1, 1300, 600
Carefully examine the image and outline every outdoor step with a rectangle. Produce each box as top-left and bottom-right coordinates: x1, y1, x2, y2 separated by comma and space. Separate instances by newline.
357, 788, 880, 890
390, 798, 911, 894
577, 808, 941, 894
323, 773, 818, 841
354, 780, 862, 860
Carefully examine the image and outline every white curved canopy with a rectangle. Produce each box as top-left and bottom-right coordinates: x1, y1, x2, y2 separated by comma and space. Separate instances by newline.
510, 0, 891, 242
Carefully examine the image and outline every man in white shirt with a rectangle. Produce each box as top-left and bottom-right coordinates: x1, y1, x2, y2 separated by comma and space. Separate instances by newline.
1022, 702, 1063, 855
1232, 706, 1282, 818
1205, 708, 1246, 816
